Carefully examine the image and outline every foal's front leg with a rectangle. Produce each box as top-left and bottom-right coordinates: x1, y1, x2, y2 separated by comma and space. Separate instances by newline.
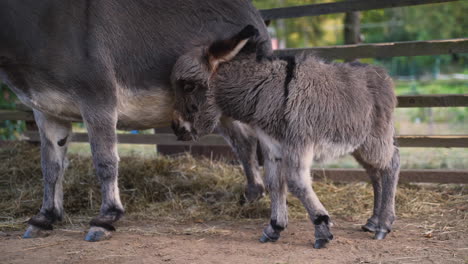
259, 153, 287, 243
256, 136, 287, 242
285, 149, 333, 249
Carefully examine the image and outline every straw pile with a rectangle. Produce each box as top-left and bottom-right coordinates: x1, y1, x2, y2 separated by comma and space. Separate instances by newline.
0, 142, 466, 231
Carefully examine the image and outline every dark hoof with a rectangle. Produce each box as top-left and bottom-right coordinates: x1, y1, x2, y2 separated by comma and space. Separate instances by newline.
23, 225, 51, 239
374, 231, 388, 240
361, 222, 377, 233
259, 233, 278, 243
313, 239, 330, 249
84, 226, 112, 242
242, 185, 265, 205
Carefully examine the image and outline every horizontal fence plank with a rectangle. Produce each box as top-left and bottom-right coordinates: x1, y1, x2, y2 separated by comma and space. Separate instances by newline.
311, 168, 468, 184
22, 131, 228, 146
1, 95, 466, 122
0, 110, 34, 121
275, 38, 468, 60
260, 0, 460, 20
397, 135, 468, 148
398, 94, 468, 107
22, 131, 468, 148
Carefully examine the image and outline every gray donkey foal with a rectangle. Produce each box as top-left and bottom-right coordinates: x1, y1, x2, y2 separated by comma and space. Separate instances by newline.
171, 26, 400, 249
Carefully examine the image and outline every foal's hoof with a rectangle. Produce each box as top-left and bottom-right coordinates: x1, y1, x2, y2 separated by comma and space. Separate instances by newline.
23, 225, 51, 239
313, 239, 330, 249
85, 226, 112, 242
361, 222, 377, 233
259, 233, 278, 243
374, 231, 388, 240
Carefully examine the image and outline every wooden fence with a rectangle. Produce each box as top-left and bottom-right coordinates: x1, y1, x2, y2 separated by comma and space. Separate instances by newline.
1, 0, 467, 183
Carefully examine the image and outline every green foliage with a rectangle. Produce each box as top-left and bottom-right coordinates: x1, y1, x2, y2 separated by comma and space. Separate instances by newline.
254, 0, 343, 47
361, 1, 468, 76
254, 0, 468, 76
0, 85, 23, 140
0, 83, 25, 140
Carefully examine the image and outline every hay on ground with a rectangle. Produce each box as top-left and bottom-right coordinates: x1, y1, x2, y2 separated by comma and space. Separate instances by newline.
0, 142, 466, 232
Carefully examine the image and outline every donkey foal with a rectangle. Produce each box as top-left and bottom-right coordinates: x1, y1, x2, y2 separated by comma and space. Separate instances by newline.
171, 25, 400, 249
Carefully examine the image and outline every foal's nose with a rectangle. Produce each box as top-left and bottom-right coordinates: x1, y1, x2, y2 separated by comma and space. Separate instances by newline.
171, 111, 195, 141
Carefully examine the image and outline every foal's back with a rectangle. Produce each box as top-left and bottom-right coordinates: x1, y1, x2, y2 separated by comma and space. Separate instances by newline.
284, 57, 396, 156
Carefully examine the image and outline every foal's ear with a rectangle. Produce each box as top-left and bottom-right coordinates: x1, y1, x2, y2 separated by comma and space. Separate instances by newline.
207, 25, 259, 70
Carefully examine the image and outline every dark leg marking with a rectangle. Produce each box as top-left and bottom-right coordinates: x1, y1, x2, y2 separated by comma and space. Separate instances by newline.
270, 219, 286, 232
27, 209, 56, 230
313, 215, 330, 226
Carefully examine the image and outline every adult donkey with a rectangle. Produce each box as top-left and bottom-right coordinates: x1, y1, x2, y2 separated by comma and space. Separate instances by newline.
0, 0, 270, 241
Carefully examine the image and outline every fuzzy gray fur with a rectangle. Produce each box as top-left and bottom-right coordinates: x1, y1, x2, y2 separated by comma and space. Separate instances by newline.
0, 1, 270, 240
171, 26, 400, 247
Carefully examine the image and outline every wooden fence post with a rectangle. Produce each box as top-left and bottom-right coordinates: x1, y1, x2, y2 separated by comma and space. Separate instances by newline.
344, 0, 361, 62
154, 127, 238, 161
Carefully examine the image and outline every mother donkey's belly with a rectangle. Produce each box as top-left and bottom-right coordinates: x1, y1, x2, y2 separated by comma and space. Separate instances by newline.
18, 87, 174, 131
116, 88, 175, 130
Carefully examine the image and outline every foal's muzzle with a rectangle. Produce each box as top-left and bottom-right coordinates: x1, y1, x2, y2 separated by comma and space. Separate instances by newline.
171, 111, 198, 141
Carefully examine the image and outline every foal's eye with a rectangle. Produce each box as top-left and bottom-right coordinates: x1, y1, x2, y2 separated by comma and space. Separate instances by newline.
183, 83, 196, 93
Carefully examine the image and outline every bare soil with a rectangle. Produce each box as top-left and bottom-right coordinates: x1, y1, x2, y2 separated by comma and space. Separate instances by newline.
1, 217, 467, 264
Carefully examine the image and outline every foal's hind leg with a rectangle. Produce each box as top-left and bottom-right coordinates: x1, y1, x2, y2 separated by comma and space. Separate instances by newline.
82, 109, 124, 242
24, 111, 72, 238
353, 153, 382, 233
354, 145, 400, 240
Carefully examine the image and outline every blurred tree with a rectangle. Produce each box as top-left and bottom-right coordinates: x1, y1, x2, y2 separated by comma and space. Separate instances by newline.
253, 0, 468, 76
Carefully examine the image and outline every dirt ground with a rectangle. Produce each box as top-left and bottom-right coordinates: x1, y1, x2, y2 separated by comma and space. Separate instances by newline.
1, 217, 467, 264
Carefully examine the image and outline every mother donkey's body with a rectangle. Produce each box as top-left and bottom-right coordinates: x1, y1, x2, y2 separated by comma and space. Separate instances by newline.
0, 0, 270, 241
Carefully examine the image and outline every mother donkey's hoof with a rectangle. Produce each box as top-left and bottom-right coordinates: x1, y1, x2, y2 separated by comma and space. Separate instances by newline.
361, 221, 378, 233
23, 225, 51, 239
374, 230, 388, 240
313, 239, 330, 249
84, 226, 113, 242
259, 232, 279, 243
240, 184, 265, 205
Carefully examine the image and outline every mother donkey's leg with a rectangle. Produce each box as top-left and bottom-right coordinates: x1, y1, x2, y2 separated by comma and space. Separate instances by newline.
218, 118, 264, 202
24, 111, 72, 238
81, 106, 124, 242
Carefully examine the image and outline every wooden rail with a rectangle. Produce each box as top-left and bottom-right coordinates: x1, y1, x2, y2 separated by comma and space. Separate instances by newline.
1, 94, 467, 123
397, 135, 468, 148
21, 131, 468, 148
260, 0, 460, 20
275, 38, 468, 60
398, 94, 468, 108
312, 168, 468, 184
0, 110, 34, 121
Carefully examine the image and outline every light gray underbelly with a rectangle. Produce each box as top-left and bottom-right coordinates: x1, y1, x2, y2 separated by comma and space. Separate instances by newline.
116, 87, 174, 130
14, 87, 175, 130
